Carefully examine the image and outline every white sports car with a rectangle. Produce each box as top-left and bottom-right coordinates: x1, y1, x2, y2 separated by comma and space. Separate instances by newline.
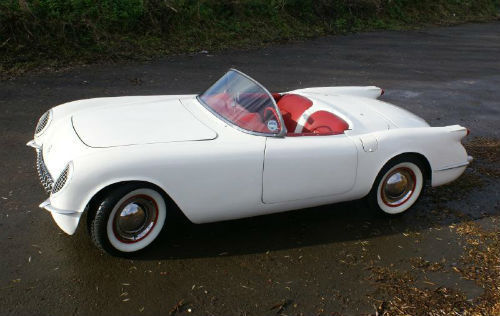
28, 69, 472, 255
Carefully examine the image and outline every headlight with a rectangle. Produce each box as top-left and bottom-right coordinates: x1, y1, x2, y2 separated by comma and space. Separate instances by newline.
52, 161, 72, 194
35, 109, 52, 136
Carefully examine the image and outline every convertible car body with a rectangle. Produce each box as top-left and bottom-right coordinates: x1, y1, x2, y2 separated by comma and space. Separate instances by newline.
28, 69, 472, 254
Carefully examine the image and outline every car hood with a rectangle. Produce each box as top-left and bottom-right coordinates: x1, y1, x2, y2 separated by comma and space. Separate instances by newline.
71, 96, 217, 148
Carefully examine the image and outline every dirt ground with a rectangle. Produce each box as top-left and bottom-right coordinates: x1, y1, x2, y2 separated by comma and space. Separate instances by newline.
0, 22, 499, 315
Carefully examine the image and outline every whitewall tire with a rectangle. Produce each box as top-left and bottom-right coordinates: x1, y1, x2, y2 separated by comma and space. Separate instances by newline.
90, 184, 167, 255
368, 157, 426, 215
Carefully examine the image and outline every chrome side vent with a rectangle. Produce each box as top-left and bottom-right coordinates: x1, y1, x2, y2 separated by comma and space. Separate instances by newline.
35, 110, 51, 135
52, 163, 70, 194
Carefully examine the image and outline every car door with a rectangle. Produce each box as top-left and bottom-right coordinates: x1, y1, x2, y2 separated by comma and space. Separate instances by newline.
262, 135, 358, 204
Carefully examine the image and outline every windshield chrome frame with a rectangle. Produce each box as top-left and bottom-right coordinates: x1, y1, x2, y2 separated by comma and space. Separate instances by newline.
196, 68, 287, 137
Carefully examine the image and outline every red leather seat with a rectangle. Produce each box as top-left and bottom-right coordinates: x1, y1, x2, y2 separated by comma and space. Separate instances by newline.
238, 112, 267, 133
301, 110, 349, 135
205, 93, 268, 132
277, 94, 348, 135
277, 94, 313, 132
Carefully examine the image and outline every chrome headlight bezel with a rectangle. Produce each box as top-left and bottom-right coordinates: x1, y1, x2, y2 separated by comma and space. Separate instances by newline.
51, 161, 73, 195
35, 109, 52, 136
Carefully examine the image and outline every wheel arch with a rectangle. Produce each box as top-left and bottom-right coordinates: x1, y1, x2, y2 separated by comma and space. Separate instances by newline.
84, 180, 188, 234
365, 152, 429, 215
374, 152, 432, 188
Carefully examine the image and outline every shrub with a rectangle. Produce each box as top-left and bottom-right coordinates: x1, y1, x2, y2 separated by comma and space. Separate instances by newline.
0, 0, 498, 74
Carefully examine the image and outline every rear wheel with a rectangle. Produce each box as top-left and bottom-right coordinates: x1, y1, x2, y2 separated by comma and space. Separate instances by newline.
367, 157, 426, 215
90, 184, 167, 255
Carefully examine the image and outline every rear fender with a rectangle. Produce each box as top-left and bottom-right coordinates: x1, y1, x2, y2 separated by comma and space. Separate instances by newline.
354, 125, 469, 194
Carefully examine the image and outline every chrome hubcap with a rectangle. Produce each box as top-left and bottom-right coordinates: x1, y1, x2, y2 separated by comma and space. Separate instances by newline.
381, 168, 415, 206
114, 196, 157, 242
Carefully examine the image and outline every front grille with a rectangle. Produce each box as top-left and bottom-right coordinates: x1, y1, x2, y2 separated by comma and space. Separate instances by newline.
52, 164, 69, 194
35, 111, 50, 135
36, 148, 53, 194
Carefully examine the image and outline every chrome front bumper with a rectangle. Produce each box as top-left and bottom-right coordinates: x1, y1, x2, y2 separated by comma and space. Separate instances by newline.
29, 140, 81, 235
39, 198, 77, 215
39, 198, 81, 235
26, 140, 40, 149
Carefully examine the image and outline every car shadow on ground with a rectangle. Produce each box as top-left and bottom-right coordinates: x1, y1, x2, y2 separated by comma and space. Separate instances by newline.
133, 169, 498, 261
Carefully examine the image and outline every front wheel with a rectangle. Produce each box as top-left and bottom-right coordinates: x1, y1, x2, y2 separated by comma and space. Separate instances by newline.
367, 157, 426, 215
90, 184, 167, 255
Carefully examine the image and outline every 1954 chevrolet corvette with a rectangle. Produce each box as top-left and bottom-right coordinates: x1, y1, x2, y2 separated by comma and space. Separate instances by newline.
28, 69, 472, 255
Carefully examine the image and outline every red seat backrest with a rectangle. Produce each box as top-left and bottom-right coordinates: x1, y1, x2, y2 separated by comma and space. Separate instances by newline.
276, 94, 313, 132
277, 94, 349, 136
302, 110, 349, 135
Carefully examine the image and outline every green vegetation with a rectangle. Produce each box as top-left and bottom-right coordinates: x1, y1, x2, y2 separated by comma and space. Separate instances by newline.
1, 0, 499, 75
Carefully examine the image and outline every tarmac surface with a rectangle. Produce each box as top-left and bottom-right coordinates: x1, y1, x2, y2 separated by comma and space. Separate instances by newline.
1, 22, 499, 315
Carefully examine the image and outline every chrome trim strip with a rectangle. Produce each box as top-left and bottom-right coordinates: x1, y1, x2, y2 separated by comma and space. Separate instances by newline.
39, 199, 78, 215
197, 68, 287, 137
434, 158, 472, 172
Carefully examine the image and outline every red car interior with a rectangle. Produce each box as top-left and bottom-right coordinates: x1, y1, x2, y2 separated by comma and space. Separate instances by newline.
300, 110, 349, 135
276, 94, 313, 132
276, 94, 349, 136
271, 93, 283, 103
203, 92, 348, 136
202, 93, 269, 133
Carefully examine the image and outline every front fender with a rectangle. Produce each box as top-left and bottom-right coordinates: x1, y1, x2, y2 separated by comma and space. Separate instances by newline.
44, 143, 189, 234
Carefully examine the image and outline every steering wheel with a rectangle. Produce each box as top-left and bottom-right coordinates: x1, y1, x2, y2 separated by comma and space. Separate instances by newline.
262, 107, 281, 133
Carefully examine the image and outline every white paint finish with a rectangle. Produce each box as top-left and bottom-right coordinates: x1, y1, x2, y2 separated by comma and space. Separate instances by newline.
263, 135, 357, 203
360, 135, 378, 152
28, 84, 470, 237
293, 102, 352, 133
47, 133, 267, 226
365, 98, 430, 128
52, 95, 194, 118
42, 118, 90, 178
292, 92, 429, 134
288, 86, 428, 130
432, 166, 468, 187
303, 94, 391, 135
72, 98, 216, 147
289, 86, 383, 99
351, 125, 469, 197
50, 212, 82, 235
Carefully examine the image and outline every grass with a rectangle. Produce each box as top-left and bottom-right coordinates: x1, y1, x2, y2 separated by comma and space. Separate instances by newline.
1, 0, 499, 76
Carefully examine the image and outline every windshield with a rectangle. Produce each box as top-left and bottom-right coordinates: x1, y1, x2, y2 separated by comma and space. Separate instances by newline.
198, 69, 284, 136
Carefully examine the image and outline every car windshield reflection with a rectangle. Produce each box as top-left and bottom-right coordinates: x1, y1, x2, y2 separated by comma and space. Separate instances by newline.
198, 69, 285, 136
